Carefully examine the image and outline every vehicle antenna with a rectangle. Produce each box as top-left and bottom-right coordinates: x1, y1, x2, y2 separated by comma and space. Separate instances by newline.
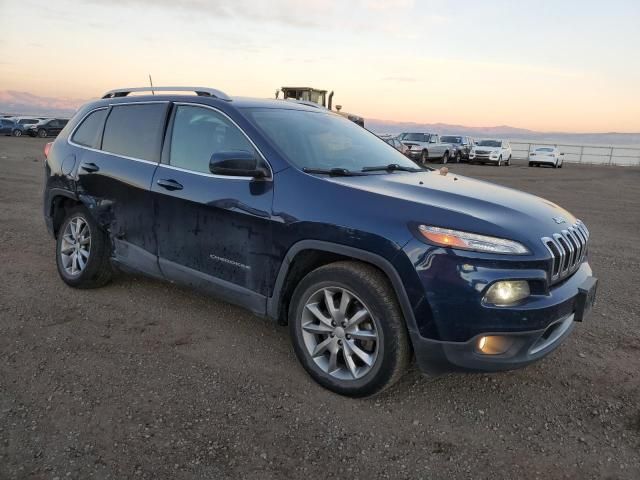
149, 74, 155, 95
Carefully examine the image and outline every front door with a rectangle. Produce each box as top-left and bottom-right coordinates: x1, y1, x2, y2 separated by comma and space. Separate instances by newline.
151, 103, 274, 314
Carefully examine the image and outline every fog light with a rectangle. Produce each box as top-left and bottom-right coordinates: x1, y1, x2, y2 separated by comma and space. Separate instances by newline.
477, 335, 513, 355
484, 280, 530, 306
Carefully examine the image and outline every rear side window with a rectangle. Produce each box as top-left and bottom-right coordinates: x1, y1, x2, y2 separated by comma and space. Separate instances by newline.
169, 105, 256, 174
102, 104, 167, 162
71, 109, 107, 148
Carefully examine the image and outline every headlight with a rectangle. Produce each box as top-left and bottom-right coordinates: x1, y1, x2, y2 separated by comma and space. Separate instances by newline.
418, 225, 530, 255
484, 280, 530, 306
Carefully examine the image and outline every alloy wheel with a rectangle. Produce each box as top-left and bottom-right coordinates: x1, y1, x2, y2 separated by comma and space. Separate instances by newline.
300, 287, 379, 380
60, 216, 91, 276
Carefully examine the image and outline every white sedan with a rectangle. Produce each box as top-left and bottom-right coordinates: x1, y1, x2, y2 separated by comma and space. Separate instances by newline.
529, 146, 564, 168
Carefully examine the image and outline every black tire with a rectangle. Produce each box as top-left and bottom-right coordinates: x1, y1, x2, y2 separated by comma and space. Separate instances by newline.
12, 129, 22, 137
454, 152, 461, 163
38, 128, 47, 138
528, 162, 533, 167
55, 205, 113, 289
420, 150, 429, 165
496, 155, 503, 166
441, 151, 449, 164
559, 162, 563, 168
289, 261, 411, 397
506, 155, 511, 166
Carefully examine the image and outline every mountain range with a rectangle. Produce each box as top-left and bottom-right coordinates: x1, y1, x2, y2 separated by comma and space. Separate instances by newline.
2, 90, 639, 147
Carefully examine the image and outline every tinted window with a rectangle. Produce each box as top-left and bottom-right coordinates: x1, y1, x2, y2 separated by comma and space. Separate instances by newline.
401, 133, 426, 142
169, 105, 256, 174
71, 109, 108, 148
102, 104, 167, 162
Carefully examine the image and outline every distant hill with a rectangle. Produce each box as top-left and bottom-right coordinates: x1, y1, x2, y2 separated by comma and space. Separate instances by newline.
2, 90, 639, 147
0, 90, 85, 118
367, 119, 640, 147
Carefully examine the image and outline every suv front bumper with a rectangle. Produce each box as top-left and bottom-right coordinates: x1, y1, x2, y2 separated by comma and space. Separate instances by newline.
397, 241, 596, 374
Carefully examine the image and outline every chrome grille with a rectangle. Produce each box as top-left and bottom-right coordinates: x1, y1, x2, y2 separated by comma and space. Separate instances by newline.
541, 220, 590, 282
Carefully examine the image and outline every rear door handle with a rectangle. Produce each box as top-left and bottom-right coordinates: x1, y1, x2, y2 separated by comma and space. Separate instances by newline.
80, 162, 100, 173
156, 178, 184, 191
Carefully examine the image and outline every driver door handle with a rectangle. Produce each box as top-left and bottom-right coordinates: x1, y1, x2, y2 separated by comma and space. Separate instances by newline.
157, 178, 184, 191
80, 162, 100, 173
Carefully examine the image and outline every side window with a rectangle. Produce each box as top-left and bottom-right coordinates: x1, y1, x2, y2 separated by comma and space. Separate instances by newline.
169, 105, 256, 174
102, 104, 167, 162
71, 109, 108, 148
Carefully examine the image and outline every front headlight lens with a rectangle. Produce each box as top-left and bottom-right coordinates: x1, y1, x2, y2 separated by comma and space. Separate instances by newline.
418, 225, 530, 255
484, 280, 530, 306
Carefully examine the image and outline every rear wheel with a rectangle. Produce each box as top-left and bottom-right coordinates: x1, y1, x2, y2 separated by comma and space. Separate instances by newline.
289, 261, 411, 397
56, 205, 112, 288
12, 129, 22, 137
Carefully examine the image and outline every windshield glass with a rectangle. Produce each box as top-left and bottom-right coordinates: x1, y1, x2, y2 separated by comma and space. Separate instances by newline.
399, 133, 426, 142
245, 108, 421, 172
477, 140, 501, 147
536, 147, 554, 152
441, 136, 462, 143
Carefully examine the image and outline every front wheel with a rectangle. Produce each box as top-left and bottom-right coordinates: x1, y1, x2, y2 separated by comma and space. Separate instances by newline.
289, 261, 411, 397
420, 150, 429, 165
506, 155, 511, 166
441, 151, 449, 164
38, 129, 47, 138
12, 129, 22, 137
454, 152, 461, 163
56, 205, 113, 289
497, 155, 503, 166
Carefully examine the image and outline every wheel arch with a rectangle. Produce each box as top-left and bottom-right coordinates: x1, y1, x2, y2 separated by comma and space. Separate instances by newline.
46, 189, 82, 237
267, 240, 418, 335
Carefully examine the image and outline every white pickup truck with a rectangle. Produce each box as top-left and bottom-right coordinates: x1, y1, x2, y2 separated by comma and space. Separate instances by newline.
399, 133, 454, 165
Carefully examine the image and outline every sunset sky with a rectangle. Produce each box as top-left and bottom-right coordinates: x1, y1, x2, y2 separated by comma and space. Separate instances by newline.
1, 0, 639, 132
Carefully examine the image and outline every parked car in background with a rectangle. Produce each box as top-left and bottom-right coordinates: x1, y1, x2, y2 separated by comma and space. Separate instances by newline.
529, 146, 564, 168
469, 139, 512, 166
399, 132, 453, 164
0, 118, 17, 136
42, 85, 596, 397
9, 117, 41, 136
379, 135, 409, 156
27, 118, 69, 138
440, 135, 473, 162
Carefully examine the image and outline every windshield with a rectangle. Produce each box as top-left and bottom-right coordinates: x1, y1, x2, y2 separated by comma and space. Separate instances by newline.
536, 147, 554, 152
399, 133, 426, 142
245, 108, 420, 172
477, 140, 501, 147
441, 136, 462, 143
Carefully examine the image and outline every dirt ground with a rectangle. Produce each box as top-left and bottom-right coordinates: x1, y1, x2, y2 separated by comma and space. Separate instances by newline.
1, 136, 639, 480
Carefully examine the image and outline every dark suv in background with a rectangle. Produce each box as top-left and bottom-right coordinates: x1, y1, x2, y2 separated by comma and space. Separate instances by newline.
441, 135, 473, 162
43, 86, 597, 397
28, 118, 68, 137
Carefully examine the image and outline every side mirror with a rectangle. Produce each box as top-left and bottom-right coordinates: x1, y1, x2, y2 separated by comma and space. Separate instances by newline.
209, 151, 268, 179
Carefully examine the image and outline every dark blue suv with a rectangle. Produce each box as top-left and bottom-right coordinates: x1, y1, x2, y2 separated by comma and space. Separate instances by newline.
43, 87, 598, 397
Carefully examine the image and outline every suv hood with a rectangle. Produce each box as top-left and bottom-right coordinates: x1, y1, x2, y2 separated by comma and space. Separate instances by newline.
329, 171, 575, 247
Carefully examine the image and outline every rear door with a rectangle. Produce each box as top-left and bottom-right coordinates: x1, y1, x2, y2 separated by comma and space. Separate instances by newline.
72, 102, 169, 276
151, 103, 274, 314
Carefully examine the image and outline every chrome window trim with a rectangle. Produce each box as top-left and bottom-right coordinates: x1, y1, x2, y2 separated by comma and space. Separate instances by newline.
167, 101, 273, 181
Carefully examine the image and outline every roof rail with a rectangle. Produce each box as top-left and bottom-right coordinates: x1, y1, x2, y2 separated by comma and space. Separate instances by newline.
101, 86, 232, 101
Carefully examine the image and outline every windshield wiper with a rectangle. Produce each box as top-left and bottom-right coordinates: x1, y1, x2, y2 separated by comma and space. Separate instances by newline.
361, 163, 423, 173
302, 167, 362, 176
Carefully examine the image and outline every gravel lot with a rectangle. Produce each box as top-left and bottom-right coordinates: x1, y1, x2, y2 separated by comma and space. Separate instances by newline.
1, 136, 639, 480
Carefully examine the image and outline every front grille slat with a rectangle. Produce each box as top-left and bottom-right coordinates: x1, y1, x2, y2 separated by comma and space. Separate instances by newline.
542, 220, 590, 283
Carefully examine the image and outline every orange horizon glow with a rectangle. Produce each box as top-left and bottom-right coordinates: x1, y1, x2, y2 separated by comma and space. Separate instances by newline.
1, 0, 639, 134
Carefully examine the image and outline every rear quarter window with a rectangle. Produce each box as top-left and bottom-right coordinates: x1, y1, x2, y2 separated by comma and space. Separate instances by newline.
102, 103, 167, 162
71, 109, 108, 148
